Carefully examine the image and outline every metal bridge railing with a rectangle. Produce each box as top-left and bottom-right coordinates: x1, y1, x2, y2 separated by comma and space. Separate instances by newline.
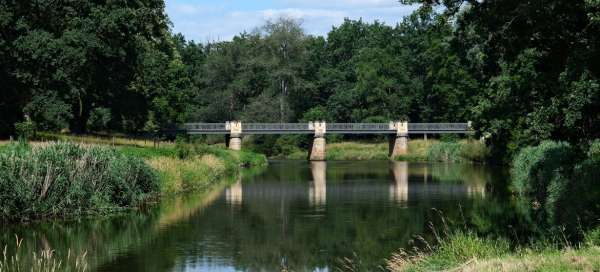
181, 122, 472, 133
243, 123, 310, 131
184, 123, 227, 130
327, 123, 390, 131
408, 123, 470, 131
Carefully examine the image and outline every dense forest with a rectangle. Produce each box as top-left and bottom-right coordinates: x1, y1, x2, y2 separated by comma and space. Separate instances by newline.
1, 0, 598, 161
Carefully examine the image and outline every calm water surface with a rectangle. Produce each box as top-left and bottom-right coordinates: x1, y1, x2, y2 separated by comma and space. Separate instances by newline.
3, 161, 507, 271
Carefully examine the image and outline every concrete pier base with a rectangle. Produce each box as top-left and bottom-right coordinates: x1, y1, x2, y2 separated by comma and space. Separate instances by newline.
229, 136, 242, 151
309, 136, 326, 161
389, 135, 408, 158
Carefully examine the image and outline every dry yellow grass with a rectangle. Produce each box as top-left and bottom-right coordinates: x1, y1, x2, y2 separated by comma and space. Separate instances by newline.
147, 155, 228, 194
37, 132, 174, 148
388, 246, 600, 272
446, 247, 600, 272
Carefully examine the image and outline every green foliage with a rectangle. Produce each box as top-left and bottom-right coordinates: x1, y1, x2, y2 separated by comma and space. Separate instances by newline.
0, 0, 187, 135
509, 141, 600, 232
426, 141, 463, 162
425, 140, 488, 163
510, 141, 576, 198
14, 119, 36, 140
587, 139, 600, 158
584, 228, 600, 247
86, 107, 112, 132
0, 142, 159, 221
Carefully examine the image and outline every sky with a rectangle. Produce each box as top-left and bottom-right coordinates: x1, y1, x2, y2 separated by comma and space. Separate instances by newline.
165, 0, 419, 42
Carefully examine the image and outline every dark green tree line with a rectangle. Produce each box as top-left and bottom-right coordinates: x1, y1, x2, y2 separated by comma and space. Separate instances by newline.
1, 0, 597, 162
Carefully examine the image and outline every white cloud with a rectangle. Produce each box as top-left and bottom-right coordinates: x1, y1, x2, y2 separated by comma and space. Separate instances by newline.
166, 0, 419, 42
282, 0, 400, 8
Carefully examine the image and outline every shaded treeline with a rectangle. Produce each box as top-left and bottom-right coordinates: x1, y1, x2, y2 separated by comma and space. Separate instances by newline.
1, 0, 599, 162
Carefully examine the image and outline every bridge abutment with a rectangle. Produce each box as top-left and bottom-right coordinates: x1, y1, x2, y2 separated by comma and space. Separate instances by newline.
389, 121, 409, 158
308, 121, 327, 161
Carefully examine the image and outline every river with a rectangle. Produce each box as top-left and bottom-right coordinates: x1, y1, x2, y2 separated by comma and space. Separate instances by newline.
2, 160, 508, 271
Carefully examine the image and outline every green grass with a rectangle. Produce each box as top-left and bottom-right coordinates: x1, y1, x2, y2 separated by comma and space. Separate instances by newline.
280, 139, 488, 162
0, 142, 158, 221
424, 140, 489, 163
0, 139, 267, 221
387, 231, 600, 272
36, 132, 174, 148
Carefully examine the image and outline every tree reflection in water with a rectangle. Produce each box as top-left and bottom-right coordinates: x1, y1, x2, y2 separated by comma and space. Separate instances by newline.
4, 161, 508, 271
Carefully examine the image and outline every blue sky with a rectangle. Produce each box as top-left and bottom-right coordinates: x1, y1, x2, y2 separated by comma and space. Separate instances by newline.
165, 0, 418, 42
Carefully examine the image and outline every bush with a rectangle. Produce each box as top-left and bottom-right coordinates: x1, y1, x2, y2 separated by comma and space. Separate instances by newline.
14, 120, 36, 140
459, 140, 489, 162
86, 107, 111, 132
510, 141, 585, 228
511, 141, 576, 198
426, 141, 463, 162
584, 228, 600, 247
0, 142, 159, 221
587, 139, 600, 158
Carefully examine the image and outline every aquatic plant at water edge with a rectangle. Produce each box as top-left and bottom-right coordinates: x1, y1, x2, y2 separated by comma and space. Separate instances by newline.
1, 236, 88, 272
0, 142, 159, 221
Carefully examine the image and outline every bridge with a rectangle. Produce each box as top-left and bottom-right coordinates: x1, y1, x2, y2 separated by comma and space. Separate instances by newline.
182, 121, 473, 160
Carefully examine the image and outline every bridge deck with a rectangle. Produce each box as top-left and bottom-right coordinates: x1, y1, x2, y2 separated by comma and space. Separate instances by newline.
182, 123, 472, 135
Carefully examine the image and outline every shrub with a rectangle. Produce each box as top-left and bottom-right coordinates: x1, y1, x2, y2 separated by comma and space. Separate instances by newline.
426, 141, 463, 162
0, 142, 159, 221
14, 120, 36, 140
587, 139, 600, 158
584, 228, 600, 247
86, 107, 111, 132
459, 140, 489, 162
510, 141, 576, 198
510, 141, 579, 226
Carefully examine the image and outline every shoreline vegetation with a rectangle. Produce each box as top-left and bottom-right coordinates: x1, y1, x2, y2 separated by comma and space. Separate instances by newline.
386, 140, 600, 271
278, 139, 489, 163
386, 230, 600, 272
0, 136, 267, 222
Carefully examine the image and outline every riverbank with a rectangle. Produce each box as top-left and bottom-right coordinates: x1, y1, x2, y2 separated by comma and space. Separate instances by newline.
0, 140, 267, 222
388, 140, 600, 272
387, 231, 600, 271
279, 139, 488, 162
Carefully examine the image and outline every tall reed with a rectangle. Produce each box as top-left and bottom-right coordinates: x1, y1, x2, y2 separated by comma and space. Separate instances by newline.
0, 142, 158, 221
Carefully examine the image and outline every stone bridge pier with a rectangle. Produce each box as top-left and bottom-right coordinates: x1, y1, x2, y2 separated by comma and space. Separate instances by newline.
226, 121, 243, 151
389, 121, 409, 158
308, 121, 327, 161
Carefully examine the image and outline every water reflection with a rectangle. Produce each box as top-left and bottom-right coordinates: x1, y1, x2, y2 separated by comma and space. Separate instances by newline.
2, 161, 504, 271
390, 161, 408, 204
309, 161, 327, 207
225, 177, 243, 206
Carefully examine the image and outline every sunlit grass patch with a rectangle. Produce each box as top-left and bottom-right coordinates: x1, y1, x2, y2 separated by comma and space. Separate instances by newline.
36, 132, 174, 148
387, 230, 600, 272
0, 142, 158, 221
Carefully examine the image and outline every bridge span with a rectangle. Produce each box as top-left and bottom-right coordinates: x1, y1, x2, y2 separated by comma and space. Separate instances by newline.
182, 121, 473, 160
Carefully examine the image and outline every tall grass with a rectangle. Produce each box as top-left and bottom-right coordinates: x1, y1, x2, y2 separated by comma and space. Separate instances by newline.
1, 236, 87, 272
387, 230, 600, 272
147, 142, 267, 195
36, 132, 174, 148
425, 140, 489, 163
0, 142, 158, 221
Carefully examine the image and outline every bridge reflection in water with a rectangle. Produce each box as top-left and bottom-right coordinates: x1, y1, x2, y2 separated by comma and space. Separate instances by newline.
225, 176, 243, 206
223, 161, 487, 208
309, 161, 327, 207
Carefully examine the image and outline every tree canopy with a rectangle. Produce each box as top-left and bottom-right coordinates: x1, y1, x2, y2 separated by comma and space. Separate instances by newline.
1, 0, 598, 162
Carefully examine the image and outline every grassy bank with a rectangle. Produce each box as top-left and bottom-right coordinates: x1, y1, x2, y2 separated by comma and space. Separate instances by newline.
0, 141, 267, 222
280, 139, 487, 162
387, 231, 600, 272
132, 143, 267, 195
